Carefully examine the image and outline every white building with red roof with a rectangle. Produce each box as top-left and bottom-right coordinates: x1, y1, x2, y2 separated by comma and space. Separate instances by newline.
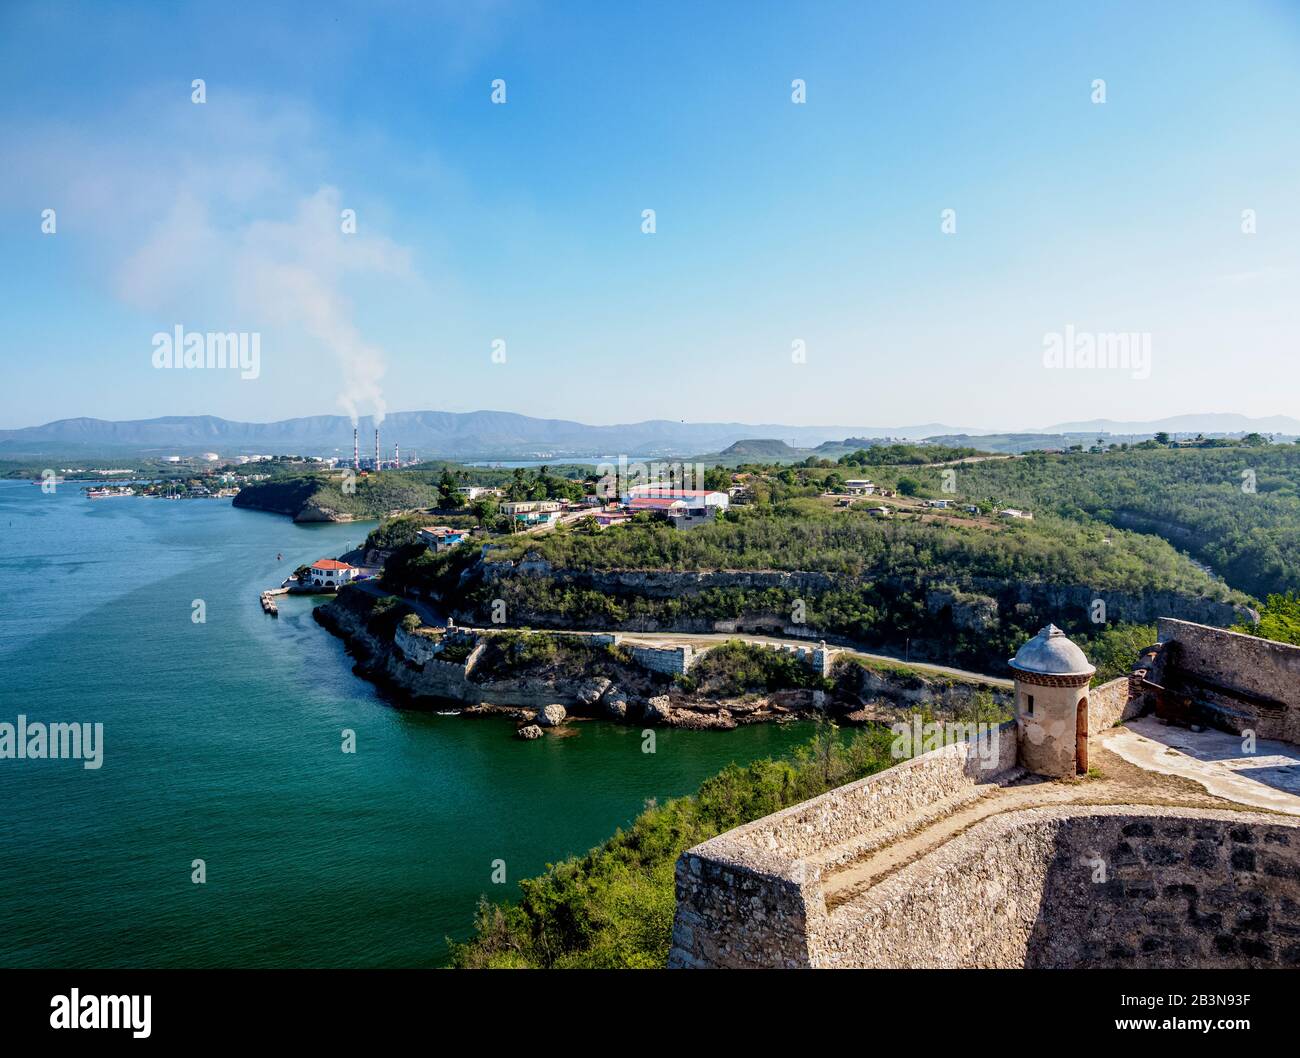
624, 485, 729, 523
307, 558, 356, 589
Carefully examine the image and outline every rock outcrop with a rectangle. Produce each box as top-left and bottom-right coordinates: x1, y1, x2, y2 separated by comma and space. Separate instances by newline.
535, 704, 567, 727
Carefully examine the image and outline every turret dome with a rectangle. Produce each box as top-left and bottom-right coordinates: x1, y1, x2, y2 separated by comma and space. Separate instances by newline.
1008, 624, 1096, 678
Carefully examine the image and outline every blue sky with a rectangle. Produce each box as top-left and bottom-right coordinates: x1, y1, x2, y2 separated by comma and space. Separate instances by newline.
2, 0, 1299, 431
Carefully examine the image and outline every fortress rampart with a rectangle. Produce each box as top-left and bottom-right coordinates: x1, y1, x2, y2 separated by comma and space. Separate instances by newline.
1147, 618, 1300, 744
668, 727, 1019, 968
669, 755, 1300, 969
669, 619, 1300, 969
816, 805, 1300, 968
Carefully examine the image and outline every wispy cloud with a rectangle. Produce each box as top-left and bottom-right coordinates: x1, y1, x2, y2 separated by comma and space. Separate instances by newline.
4, 89, 417, 424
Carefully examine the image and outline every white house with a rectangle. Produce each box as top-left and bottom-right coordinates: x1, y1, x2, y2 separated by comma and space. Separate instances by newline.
624, 486, 729, 513
1000, 508, 1034, 520
417, 526, 469, 551
500, 500, 562, 516
500, 500, 564, 527
843, 479, 876, 495
308, 559, 356, 588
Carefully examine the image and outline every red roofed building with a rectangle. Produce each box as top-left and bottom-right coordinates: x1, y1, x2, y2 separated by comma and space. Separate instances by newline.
308, 558, 356, 589
625, 485, 729, 526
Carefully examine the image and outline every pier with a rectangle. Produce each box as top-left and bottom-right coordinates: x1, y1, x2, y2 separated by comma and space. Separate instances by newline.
260, 586, 288, 617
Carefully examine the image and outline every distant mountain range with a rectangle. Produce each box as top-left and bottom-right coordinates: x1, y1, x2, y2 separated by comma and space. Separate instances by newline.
1034, 413, 1300, 436
1, 410, 1295, 460
0, 411, 967, 459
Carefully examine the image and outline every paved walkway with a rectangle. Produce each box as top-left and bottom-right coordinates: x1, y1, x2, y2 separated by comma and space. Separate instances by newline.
445, 622, 1011, 688
1107, 716, 1300, 815
349, 578, 446, 625
601, 630, 1011, 687
822, 724, 1300, 912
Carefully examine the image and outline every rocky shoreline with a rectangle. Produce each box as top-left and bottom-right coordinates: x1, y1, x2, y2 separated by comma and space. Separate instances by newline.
312, 594, 821, 733
312, 587, 1012, 739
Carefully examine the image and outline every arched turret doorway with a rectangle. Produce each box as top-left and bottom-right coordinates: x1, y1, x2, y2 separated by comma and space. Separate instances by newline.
1075, 698, 1088, 774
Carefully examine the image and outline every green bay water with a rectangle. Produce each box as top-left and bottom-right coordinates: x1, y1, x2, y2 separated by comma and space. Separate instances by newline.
0, 481, 812, 967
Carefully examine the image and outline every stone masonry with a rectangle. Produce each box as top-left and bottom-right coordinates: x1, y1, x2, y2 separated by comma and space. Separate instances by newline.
668, 619, 1300, 969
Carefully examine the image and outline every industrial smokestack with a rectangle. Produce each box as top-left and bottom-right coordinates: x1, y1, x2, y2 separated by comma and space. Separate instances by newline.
353, 427, 359, 471
374, 428, 380, 472
395, 442, 400, 469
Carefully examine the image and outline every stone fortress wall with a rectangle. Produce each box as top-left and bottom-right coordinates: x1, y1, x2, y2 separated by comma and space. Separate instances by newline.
669, 619, 1300, 970
629, 644, 696, 676
1088, 674, 1143, 732
669, 727, 1019, 968
1148, 618, 1300, 744
813, 805, 1300, 968
668, 727, 1300, 968
628, 638, 832, 679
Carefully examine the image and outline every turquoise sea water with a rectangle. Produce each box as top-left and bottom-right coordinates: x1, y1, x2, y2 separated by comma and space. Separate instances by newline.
0, 481, 812, 967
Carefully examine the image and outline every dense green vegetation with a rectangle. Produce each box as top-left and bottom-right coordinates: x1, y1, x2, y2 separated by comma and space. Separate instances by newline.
675, 640, 831, 697
1237, 592, 1300, 647
230, 474, 332, 516
835, 443, 985, 466
471, 631, 639, 683
702, 445, 1299, 601
449, 724, 897, 968
927, 446, 1300, 598
380, 500, 1238, 671
231, 471, 426, 518
1075, 623, 1158, 685
362, 593, 420, 638
466, 500, 1235, 599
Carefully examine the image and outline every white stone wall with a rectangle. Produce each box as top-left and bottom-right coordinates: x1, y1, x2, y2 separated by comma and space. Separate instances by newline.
630, 644, 696, 676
